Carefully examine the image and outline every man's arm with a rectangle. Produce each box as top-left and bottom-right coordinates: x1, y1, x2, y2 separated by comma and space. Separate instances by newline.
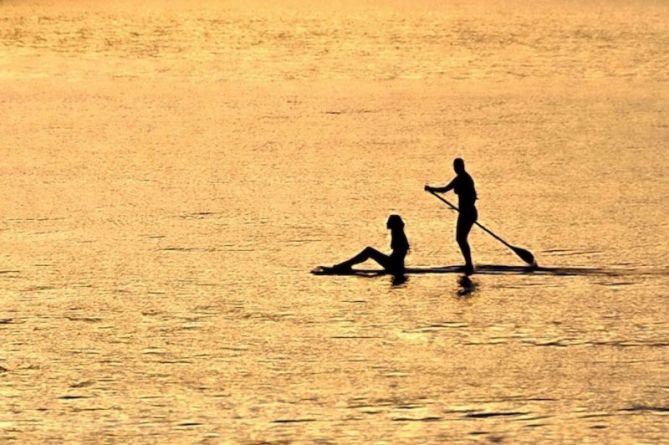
425, 177, 457, 193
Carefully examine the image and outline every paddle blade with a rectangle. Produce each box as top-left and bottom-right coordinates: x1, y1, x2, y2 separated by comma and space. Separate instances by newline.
512, 246, 537, 267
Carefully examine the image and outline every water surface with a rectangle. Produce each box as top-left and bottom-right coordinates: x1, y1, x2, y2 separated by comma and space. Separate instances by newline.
1, 1, 668, 443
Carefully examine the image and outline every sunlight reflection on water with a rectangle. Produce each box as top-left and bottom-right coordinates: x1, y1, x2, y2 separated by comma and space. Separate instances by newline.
1, 1, 668, 443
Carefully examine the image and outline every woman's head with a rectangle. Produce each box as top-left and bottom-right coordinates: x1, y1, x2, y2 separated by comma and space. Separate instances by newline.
386, 214, 405, 231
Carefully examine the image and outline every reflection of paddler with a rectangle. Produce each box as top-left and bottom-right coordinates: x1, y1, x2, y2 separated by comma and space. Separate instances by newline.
425, 158, 477, 275
330, 215, 409, 276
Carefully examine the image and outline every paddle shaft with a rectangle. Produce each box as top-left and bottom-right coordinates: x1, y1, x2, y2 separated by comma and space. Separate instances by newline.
428, 190, 515, 250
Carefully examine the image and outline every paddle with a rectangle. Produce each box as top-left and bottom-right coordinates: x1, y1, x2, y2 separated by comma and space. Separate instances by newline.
427, 190, 537, 267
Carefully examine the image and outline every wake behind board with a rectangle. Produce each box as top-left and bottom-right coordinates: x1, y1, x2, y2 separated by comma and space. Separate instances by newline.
312, 264, 613, 277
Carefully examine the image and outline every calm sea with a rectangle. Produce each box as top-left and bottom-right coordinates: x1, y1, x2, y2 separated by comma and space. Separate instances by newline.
1, 1, 668, 443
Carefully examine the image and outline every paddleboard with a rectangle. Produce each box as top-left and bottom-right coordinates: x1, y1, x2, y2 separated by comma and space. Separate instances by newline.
312, 264, 612, 276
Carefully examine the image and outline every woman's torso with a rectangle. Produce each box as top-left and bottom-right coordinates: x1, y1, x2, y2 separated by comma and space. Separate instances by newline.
390, 231, 409, 267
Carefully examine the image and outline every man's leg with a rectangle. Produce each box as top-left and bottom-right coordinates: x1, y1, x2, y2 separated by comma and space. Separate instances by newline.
456, 215, 475, 273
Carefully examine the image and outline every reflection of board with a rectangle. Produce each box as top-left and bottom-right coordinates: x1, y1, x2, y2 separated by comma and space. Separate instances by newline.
312, 266, 385, 277
312, 264, 613, 277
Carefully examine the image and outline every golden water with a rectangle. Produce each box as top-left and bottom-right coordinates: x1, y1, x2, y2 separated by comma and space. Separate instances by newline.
1, 1, 668, 443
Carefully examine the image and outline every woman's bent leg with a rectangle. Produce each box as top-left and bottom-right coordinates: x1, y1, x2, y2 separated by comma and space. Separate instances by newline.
334, 247, 392, 270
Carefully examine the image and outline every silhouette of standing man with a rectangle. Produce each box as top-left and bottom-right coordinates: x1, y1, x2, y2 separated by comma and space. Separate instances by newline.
425, 158, 478, 275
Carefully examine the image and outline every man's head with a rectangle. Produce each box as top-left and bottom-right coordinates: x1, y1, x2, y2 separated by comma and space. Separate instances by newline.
453, 158, 465, 174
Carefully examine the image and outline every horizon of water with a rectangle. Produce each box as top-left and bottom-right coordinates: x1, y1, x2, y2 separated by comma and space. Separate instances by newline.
1, 1, 668, 443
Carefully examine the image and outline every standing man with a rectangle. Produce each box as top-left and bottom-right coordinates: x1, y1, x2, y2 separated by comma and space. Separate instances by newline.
425, 158, 478, 275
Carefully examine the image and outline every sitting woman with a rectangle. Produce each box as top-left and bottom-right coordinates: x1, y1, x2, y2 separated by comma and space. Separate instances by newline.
330, 214, 410, 275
